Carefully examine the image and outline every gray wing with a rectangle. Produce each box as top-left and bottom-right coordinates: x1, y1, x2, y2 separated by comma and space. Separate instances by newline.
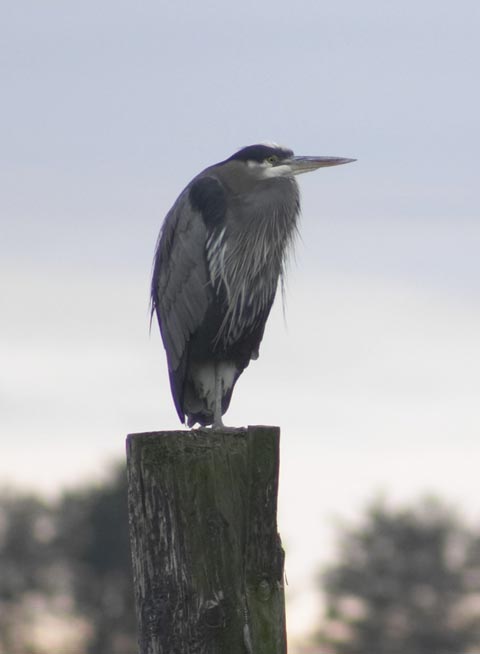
151, 177, 224, 422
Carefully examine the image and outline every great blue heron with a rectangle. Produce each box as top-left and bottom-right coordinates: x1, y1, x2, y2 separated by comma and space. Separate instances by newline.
151, 143, 355, 428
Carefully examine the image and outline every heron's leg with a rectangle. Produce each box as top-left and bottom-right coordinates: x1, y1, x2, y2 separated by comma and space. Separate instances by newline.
212, 364, 224, 429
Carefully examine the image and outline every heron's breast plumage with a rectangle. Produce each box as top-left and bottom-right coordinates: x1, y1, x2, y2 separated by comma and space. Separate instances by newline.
205, 178, 300, 348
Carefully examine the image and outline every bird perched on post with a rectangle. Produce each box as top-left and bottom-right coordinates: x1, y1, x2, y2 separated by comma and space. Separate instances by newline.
151, 143, 355, 428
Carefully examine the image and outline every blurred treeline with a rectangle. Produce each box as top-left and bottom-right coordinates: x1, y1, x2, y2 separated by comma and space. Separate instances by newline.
317, 498, 480, 654
2, 466, 480, 654
0, 464, 135, 654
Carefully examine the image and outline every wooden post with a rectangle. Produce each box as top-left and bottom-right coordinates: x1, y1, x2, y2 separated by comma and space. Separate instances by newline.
126, 426, 286, 654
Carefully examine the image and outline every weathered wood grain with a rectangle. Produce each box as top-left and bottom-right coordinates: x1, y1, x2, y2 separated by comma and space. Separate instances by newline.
126, 426, 286, 654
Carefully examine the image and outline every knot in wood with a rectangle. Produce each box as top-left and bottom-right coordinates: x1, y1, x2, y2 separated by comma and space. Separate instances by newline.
257, 579, 271, 601
202, 595, 228, 629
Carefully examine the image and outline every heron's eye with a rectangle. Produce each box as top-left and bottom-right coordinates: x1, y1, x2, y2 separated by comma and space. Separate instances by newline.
266, 155, 278, 165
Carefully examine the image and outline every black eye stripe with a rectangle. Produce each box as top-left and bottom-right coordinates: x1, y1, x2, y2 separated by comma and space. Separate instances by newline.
228, 144, 293, 164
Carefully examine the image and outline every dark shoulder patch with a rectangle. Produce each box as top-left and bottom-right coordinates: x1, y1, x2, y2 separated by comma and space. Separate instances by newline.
189, 176, 227, 230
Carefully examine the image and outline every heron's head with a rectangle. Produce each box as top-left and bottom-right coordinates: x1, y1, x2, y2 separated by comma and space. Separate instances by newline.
227, 143, 355, 181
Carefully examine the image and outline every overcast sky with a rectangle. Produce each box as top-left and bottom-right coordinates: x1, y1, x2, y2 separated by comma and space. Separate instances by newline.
1, 0, 480, 644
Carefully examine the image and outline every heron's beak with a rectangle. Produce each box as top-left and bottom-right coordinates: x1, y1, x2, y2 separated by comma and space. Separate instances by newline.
288, 156, 356, 175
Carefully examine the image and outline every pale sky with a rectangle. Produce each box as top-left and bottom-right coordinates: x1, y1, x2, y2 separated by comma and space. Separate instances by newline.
1, 0, 480, 645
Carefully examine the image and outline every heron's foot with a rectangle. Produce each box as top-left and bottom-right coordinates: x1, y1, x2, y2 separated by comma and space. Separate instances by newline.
192, 424, 224, 434
215, 425, 246, 433
194, 424, 246, 434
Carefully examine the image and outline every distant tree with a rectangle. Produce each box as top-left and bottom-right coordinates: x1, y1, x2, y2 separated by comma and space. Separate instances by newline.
317, 498, 480, 654
56, 463, 136, 654
0, 491, 59, 653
